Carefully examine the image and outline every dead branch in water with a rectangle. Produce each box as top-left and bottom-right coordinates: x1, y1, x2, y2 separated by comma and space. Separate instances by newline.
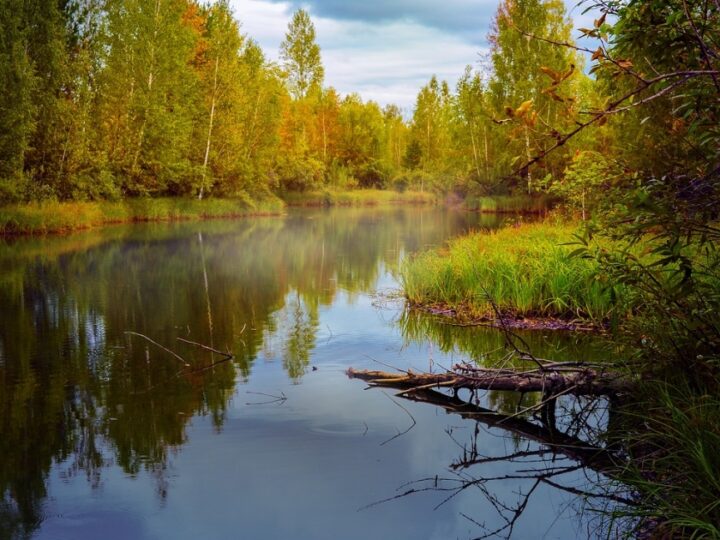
347, 363, 633, 398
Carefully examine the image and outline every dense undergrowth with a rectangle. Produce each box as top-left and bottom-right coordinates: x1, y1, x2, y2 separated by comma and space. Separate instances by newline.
463, 194, 554, 214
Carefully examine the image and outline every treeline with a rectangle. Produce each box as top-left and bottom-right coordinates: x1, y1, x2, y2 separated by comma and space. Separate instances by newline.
1, 0, 713, 213
0, 0, 612, 205
0, 1, 408, 203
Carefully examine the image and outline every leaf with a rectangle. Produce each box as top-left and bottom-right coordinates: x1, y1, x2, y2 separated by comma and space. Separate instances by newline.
594, 13, 606, 28
616, 59, 633, 69
578, 27, 598, 38
591, 47, 604, 61
515, 99, 533, 117
524, 111, 537, 127
539, 66, 561, 82
560, 64, 575, 81
567, 248, 589, 259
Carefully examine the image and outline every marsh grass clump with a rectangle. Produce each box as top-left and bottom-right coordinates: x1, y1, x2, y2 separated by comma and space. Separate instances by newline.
280, 189, 437, 207
463, 194, 553, 214
401, 222, 618, 322
609, 381, 720, 538
0, 196, 285, 235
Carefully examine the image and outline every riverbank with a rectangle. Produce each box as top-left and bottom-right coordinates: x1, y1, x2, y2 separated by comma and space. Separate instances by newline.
401, 222, 619, 323
280, 188, 437, 207
0, 196, 287, 236
463, 194, 554, 214
0, 189, 441, 236
0, 191, 557, 236
399, 220, 720, 537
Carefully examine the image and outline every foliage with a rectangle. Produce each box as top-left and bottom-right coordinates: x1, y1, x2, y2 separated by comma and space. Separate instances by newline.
280, 9, 324, 100
548, 151, 618, 220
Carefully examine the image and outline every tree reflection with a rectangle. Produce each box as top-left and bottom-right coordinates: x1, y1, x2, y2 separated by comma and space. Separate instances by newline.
361, 385, 635, 538
376, 308, 637, 538
0, 207, 485, 535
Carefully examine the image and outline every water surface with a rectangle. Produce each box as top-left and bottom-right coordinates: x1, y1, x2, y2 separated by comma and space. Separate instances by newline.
0, 208, 618, 539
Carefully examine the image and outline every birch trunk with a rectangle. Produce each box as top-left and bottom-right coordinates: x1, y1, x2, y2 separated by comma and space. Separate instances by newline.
199, 55, 220, 200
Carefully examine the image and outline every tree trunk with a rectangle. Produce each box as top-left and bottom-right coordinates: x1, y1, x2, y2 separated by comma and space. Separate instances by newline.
347, 365, 633, 397
470, 125, 481, 181
199, 55, 219, 200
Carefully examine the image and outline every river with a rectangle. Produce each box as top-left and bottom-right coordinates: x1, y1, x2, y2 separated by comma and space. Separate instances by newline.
0, 207, 621, 539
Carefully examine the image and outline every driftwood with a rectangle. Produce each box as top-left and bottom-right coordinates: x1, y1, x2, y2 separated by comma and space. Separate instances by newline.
347, 363, 633, 397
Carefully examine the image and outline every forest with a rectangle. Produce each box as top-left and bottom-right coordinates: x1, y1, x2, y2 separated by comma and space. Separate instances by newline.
0, 0, 616, 205
0, 0, 719, 538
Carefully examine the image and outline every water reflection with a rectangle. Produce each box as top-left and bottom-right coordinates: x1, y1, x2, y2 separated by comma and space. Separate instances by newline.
0, 208, 493, 538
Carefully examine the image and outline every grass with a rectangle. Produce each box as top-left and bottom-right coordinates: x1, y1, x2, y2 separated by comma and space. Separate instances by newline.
464, 194, 554, 214
280, 188, 437, 207
609, 381, 720, 538
400, 222, 619, 321
0, 196, 285, 235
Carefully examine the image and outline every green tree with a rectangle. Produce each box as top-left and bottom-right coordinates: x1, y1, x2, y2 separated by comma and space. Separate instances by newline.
409, 76, 453, 175
98, 0, 199, 195
455, 66, 494, 190
0, 0, 36, 201
190, 0, 246, 199
488, 0, 580, 191
280, 9, 324, 100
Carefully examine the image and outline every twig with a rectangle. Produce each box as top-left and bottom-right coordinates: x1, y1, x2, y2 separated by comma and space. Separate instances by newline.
246, 391, 287, 405
380, 391, 417, 446
125, 331, 190, 367
176, 337, 233, 359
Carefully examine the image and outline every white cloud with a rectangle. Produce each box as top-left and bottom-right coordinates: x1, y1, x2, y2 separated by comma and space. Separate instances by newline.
230, 0, 604, 111
231, 0, 484, 110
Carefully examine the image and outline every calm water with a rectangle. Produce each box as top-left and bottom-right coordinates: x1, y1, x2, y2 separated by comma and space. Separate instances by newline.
0, 207, 619, 540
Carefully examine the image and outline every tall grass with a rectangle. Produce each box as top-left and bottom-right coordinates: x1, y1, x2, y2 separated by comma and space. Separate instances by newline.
281, 188, 437, 207
401, 223, 618, 321
464, 194, 553, 213
609, 381, 720, 538
0, 196, 284, 235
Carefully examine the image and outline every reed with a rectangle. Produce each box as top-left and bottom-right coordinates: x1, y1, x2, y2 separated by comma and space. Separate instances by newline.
463, 194, 553, 214
401, 222, 619, 321
281, 189, 437, 207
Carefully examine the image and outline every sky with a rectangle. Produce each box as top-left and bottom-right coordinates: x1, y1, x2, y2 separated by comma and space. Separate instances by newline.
229, 0, 596, 112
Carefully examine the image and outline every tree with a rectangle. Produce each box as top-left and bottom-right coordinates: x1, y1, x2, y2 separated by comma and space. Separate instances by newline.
455, 66, 493, 189
190, 0, 245, 199
409, 76, 453, 175
0, 0, 36, 201
98, 0, 199, 195
279, 9, 324, 100
488, 0, 580, 191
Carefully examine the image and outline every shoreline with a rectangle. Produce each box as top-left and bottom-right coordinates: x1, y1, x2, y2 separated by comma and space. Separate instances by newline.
0, 192, 552, 237
408, 300, 605, 332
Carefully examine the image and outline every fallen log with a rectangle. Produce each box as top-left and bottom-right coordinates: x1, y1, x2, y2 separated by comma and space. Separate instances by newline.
347, 364, 633, 397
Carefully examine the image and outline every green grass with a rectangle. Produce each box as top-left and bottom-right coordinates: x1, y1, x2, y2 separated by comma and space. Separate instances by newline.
609, 381, 720, 538
401, 222, 618, 321
281, 188, 437, 207
0, 196, 285, 235
464, 194, 553, 214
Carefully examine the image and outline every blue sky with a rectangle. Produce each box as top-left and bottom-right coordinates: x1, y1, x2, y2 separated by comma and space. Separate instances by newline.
230, 0, 596, 111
